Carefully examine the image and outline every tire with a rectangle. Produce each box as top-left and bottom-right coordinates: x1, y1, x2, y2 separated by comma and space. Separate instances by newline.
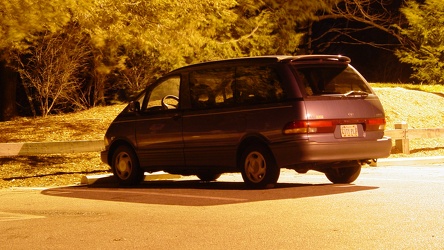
111, 145, 144, 186
196, 172, 222, 182
239, 144, 280, 189
324, 161, 362, 184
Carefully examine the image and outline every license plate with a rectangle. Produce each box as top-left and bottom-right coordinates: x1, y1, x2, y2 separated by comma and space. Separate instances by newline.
340, 125, 359, 137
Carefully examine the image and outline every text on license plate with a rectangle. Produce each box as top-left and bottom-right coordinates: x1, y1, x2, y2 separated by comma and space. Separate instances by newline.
340, 125, 359, 137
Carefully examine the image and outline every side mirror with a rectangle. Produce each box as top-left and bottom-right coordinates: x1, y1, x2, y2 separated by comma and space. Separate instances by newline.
128, 101, 141, 112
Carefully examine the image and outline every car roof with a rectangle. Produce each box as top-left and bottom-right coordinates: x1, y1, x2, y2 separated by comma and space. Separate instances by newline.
170, 55, 351, 73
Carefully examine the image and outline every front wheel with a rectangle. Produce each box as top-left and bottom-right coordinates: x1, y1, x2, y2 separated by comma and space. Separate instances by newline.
324, 161, 362, 184
111, 145, 144, 186
240, 144, 280, 189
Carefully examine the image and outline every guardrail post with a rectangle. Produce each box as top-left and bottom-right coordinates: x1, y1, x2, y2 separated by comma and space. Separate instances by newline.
394, 122, 409, 154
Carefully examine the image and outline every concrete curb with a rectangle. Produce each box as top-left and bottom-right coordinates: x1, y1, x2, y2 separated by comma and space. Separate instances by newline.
81, 171, 181, 185
375, 156, 444, 166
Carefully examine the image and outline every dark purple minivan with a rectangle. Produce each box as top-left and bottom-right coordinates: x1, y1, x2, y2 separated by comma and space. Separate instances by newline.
101, 55, 392, 188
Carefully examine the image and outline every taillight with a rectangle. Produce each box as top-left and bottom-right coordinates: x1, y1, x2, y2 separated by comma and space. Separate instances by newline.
283, 118, 386, 135
283, 120, 336, 134
283, 121, 309, 134
366, 118, 386, 131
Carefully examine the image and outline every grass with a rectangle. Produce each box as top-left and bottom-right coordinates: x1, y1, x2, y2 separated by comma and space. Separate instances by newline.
0, 105, 126, 142
371, 83, 444, 157
371, 83, 444, 94
1, 83, 443, 188
0, 104, 126, 189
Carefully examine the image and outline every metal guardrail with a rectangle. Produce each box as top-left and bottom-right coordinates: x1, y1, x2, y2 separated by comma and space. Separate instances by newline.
0, 123, 442, 157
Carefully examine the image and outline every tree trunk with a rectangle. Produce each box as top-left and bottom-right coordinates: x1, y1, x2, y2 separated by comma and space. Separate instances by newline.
0, 61, 18, 121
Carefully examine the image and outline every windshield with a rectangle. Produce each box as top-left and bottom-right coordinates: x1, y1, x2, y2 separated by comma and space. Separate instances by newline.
292, 65, 372, 96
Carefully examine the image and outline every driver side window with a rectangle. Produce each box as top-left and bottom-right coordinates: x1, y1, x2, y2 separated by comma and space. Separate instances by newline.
147, 76, 180, 110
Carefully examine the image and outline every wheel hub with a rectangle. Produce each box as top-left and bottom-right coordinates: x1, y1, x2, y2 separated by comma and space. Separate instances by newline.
116, 153, 131, 178
245, 152, 266, 183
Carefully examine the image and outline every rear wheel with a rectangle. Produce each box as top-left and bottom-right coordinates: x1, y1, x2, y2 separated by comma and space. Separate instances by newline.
324, 161, 362, 184
196, 172, 222, 182
111, 145, 144, 186
240, 144, 280, 189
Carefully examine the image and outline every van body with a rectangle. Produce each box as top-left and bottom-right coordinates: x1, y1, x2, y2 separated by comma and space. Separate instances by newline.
101, 55, 392, 188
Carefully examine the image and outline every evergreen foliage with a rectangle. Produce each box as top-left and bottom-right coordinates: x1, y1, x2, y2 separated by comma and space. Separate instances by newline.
0, 0, 337, 117
0, 0, 80, 52
396, 0, 444, 84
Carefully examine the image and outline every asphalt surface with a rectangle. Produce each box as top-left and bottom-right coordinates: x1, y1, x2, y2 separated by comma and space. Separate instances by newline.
1, 161, 443, 249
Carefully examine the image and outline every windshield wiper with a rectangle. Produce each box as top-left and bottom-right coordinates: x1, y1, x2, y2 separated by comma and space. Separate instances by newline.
343, 91, 369, 98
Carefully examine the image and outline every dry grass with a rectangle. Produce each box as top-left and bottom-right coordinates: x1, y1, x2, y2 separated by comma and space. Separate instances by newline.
374, 87, 444, 157
0, 105, 126, 189
1, 86, 443, 188
0, 105, 126, 142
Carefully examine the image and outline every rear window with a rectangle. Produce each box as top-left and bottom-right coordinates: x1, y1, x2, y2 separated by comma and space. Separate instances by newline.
292, 65, 372, 96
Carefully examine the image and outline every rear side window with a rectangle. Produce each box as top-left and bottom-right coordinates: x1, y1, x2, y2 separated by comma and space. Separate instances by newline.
235, 66, 285, 105
293, 65, 371, 96
189, 68, 235, 109
189, 65, 286, 109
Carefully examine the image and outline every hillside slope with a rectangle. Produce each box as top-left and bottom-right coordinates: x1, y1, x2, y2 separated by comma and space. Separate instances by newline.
374, 87, 444, 157
374, 87, 444, 130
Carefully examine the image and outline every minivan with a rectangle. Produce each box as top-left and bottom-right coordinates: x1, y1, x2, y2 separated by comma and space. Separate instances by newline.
101, 55, 392, 188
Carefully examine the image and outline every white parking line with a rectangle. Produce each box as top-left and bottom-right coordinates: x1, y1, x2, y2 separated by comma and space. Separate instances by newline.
60, 188, 249, 202
0, 212, 45, 222
358, 177, 444, 183
143, 191, 248, 201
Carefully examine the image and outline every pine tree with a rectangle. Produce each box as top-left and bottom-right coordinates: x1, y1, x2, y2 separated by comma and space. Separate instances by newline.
396, 0, 444, 84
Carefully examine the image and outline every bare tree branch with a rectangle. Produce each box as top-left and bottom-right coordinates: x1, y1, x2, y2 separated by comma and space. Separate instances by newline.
12, 24, 92, 116
311, 0, 410, 52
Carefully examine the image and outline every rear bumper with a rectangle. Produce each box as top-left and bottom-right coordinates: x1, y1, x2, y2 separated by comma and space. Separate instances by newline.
272, 136, 392, 167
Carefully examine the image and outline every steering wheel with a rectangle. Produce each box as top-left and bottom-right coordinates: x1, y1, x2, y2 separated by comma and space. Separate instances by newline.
161, 95, 179, 109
